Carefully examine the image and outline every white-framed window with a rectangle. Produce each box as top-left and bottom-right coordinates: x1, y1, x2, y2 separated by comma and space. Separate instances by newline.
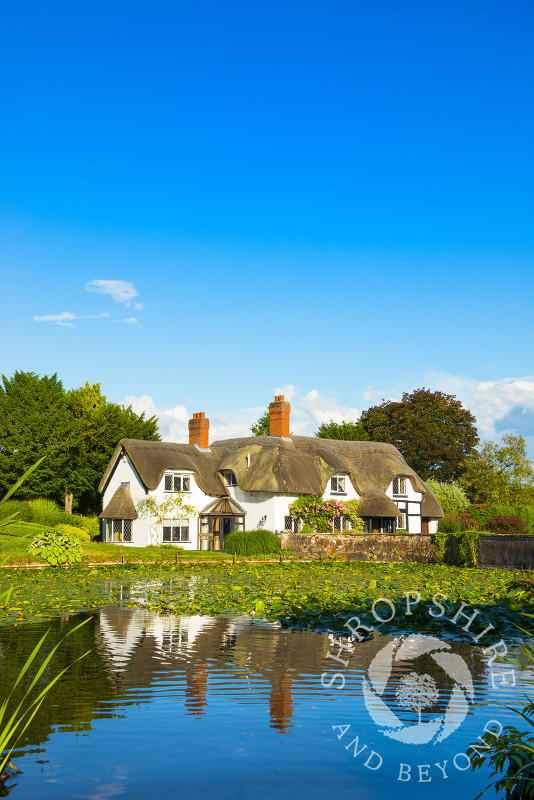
164, 473, 191, 493
107, 519, 132, 542
393, 477, 407, 496
162, 518, 190, 543
331, 474, 346, 493
220, 470, 237, 486
397, 512, 406, 530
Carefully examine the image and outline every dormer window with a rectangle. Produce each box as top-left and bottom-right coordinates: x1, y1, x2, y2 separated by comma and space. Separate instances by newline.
331, 474, 346, 494
164, 473, 191, 493
221, 470, 237, 487
393, 477, 407, 496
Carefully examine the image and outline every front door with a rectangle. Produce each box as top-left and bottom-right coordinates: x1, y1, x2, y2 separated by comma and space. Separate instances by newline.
372, 517, 381, 533
222, 517, 232, 536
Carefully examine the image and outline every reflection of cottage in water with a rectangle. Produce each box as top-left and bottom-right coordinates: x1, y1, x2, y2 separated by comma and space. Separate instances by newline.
94, 608, 491, 736
95, 609, 333, 733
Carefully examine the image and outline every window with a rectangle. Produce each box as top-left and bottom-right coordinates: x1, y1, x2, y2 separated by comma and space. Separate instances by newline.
333, 516, 350, 532
109, 519, 132, 542
331, 475, 346, 493
393, 477, 407, 496
220, 470, 237, 486
164, 473, 191, 492
285, 516, 300, 533
382, 517, 396, 533
162, 518, 190, 543
397, 512, 406, 530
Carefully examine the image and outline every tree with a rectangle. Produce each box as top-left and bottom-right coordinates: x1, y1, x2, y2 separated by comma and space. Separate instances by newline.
251, 410, 270, 436
359, 388, 479, 481
395, 672, 439, 725
0, 372, 160, 515
136, 494, 196, 545
424, 479, 469, 515
459, 434, 534, 505
0, 372, 81, 504
66, 382, 160, 514
315, 420, 370, 441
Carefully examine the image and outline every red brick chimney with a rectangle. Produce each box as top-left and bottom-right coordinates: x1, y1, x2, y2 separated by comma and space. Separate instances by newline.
269, 395, 290, 438
189, 412, 209, 448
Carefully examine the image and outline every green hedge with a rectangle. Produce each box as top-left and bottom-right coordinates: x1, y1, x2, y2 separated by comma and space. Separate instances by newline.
0, 498, 98, 537
224, 529, 281, 556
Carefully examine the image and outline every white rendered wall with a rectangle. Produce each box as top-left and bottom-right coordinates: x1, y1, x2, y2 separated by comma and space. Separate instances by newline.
146, 471, 209, 550
322, 473, 360, 502
228, 486, 300, 533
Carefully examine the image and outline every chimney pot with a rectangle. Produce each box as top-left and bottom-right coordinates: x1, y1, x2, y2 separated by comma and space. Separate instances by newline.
269, 395, 290, 438
189, 412, 209, 448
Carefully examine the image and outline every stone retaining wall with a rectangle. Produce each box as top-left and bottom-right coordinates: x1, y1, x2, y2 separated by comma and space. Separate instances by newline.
281, 532, 436, 563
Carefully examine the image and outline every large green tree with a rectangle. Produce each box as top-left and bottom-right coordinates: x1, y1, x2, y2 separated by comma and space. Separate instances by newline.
359, 388, 479, 481
459, 433, 534, 505
315, 420, 370, 441
0, 372, 160, 514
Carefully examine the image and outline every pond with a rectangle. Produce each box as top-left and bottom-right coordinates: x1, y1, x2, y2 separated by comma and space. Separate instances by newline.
0, 604, 530, 800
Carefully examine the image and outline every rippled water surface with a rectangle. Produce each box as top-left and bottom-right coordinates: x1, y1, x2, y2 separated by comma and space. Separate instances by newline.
0, 608, 530, 800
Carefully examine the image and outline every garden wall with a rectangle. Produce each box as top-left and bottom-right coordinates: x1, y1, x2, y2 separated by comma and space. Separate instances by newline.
281, 532, 435, 563
478, 534, 534, 570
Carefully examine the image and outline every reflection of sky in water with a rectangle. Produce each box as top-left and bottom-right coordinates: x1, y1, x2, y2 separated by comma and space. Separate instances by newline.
3, 608, 532, 800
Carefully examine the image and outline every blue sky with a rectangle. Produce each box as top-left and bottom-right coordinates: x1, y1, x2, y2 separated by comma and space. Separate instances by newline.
2, 1, 533, 450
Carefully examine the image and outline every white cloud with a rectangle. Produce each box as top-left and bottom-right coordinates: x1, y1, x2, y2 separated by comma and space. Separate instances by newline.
124, 388, 363, 443
85, 280, 139, 304
112, 317, 141, 326
423, 371, 534, 440
33, 311, 110, 327
127, 301, 144, 311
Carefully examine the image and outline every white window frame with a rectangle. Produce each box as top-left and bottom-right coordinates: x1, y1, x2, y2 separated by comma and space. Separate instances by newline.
108, 519, 133, 542
161, 518, 190, 543
331, 474, 346, 494
393, 477, 408, 496
163, 472, 191, 493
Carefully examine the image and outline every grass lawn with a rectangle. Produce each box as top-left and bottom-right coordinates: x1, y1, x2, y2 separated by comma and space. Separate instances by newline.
0, 534, 233, 566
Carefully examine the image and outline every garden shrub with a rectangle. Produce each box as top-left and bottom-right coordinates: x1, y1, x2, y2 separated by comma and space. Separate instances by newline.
343, 499, 365, 534
54, 523, 92, 542
300, 523, 315, 534
0, 500, 33, 522
224, 530, 281, 556
28, 498, 67, 527
486, 515, 528, 535
438, 514, 472, 533
69, 514, 100, 538
467, 504, 496, 527
27, 529, 82, 566
425, 480, 469, 515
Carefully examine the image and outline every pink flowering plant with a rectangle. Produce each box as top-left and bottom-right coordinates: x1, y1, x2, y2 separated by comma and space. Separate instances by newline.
288, 494, 346, 533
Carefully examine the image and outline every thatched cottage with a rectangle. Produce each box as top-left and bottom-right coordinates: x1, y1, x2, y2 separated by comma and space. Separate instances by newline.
98, 395, 444, 550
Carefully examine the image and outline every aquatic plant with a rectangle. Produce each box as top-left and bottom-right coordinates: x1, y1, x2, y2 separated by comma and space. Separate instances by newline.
0, 618, 91, 774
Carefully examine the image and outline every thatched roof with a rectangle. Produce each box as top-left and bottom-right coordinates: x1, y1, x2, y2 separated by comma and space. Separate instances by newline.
99, 486, 138, 520
99, 435, 444, 517
356, 492, 404, 518
98, 439, 227, 497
